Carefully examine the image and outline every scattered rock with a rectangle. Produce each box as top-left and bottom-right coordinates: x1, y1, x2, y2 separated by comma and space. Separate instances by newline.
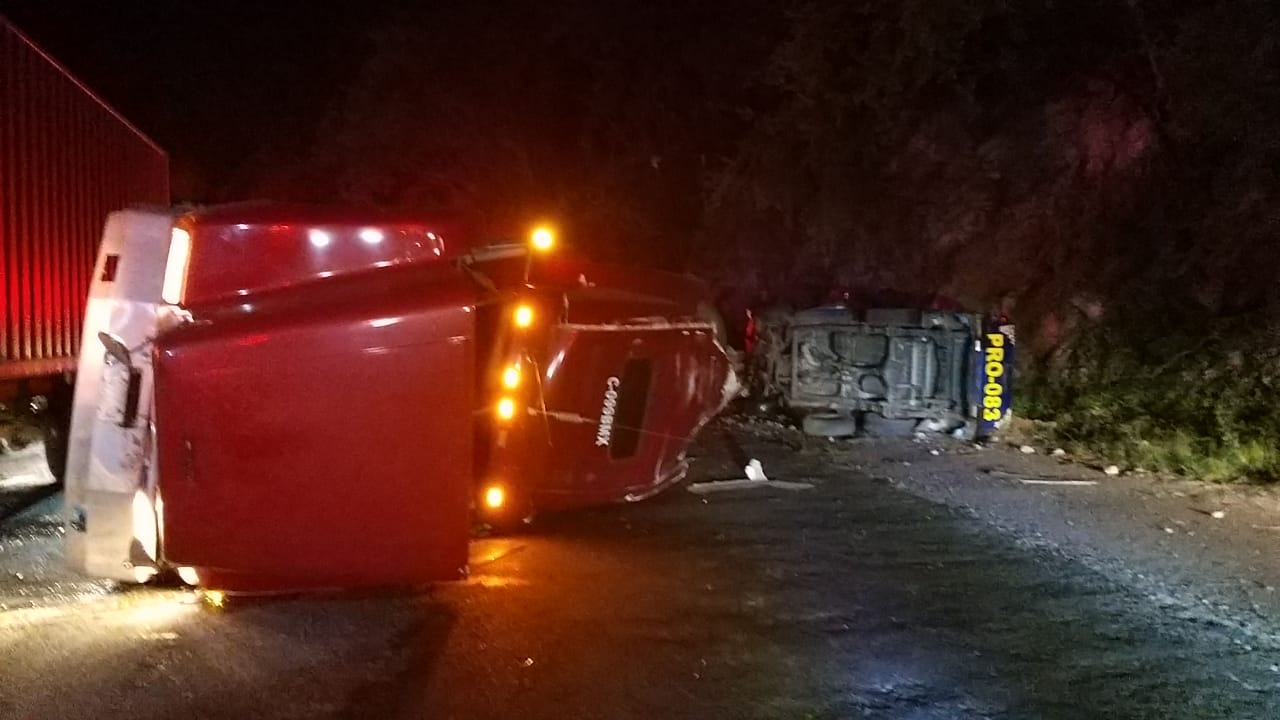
1104, 465, 1121, 476
1164, 527, 1176, 534
1211, 510, 1226, 520
930, 449, 941, 456
1019, 445, 1036, 454
1051, 448, 1067, 458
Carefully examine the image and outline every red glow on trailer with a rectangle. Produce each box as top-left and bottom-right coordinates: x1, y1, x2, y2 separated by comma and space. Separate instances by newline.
0, 18, 168, 378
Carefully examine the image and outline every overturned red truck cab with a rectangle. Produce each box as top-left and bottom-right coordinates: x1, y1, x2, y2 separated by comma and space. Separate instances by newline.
65, 204, 735, 593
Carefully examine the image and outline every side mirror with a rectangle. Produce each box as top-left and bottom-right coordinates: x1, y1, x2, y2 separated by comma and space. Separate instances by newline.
98, 331, 132, 368
98, 332, 141, 428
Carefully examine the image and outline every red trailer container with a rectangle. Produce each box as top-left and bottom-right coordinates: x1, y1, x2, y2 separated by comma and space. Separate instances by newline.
0, 17, 169, 476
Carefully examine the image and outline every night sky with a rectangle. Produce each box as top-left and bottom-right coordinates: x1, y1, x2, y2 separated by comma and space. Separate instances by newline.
0, 1, 397, 199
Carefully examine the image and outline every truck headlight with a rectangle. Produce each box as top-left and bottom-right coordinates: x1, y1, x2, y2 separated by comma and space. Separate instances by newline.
162, 227, 192, 305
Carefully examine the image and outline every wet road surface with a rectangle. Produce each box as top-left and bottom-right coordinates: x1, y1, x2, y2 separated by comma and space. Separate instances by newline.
3, 425, 1280, 719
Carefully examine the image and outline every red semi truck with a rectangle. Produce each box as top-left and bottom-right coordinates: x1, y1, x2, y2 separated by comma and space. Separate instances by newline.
68, 204, 736, 593
0, 17, 170, 477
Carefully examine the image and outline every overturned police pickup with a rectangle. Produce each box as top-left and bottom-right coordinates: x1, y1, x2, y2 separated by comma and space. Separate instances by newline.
747, 306, 1013, 439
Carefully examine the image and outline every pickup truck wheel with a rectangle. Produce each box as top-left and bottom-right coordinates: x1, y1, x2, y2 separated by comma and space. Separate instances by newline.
801, 412, 857, 438
859, 413, 919, 438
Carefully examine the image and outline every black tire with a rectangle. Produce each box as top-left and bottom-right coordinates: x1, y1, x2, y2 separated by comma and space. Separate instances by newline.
42, 379, 74, 484
859, 412, 919, 438
801, 412, 857, 438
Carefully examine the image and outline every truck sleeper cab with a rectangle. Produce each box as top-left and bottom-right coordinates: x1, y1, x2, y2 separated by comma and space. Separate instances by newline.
67, 204, 734, 593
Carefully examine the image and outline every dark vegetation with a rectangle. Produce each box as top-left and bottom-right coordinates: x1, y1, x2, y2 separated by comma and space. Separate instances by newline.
263, 0, 1280, 481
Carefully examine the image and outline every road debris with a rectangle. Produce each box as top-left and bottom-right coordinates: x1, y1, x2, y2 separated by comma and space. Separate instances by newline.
1020, 445, 1036, 455
687, 458, 816, 493
1105, 465, 1122, 476
687, 478, 815, 494
985, 469, 1096, 486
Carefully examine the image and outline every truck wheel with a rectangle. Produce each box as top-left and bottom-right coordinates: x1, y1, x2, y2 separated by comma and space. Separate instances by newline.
42, 380, 74, 484
801, 412, 857, 438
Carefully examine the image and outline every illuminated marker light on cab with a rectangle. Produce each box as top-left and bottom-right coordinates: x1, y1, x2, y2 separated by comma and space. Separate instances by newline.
359, 228, 384, 244
162, 227, 192, 305
177, 567, 200, 586
484, 485, 506, 510
502, 364, 521, 390
497, 397, 517, 421
531, 227, 554, 251
309, 229, 332, 248
513, 305, 534, 328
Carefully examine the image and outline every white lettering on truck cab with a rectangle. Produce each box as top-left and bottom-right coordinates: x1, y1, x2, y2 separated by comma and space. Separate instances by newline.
595, 376, 621, 447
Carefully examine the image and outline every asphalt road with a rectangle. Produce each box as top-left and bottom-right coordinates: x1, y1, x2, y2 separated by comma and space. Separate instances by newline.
3, 422, 1280, 719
